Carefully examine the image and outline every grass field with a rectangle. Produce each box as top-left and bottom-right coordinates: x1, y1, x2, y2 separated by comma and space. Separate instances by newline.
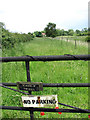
57, 36, 87, 42
2, 37, 88, 119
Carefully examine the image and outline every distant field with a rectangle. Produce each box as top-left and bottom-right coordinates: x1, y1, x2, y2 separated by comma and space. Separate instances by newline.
2, 37, 88, 119
57, 36, 87, 42
55, 36, 88, 47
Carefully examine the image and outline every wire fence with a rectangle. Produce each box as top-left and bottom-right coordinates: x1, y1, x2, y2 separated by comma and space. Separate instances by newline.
0, 54, 90, 120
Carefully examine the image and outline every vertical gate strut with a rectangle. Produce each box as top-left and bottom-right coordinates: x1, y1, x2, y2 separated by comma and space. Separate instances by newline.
25, 61, 34, 120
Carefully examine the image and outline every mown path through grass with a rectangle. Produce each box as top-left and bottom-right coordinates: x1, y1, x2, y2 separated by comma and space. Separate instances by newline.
2, 37, 88, 119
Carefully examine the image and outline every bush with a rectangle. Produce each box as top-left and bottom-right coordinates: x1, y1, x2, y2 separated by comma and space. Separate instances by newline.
85, 36, 90, 42
2, 28, 34, 48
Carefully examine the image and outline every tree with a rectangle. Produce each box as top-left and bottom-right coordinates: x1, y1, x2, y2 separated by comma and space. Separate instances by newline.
63, 30, 68, 36
68, 29, 74, 36
83, 28, 88, 36
83, 28, 88, 32
34, 31, 42, 37
0, 22, 5, 28
75, 29, 81, 36
88, 28, 90, 35
59, 29, 64, 36
28, 32, 34, 38
44, 22, 57, 38
56, 29, 60, 36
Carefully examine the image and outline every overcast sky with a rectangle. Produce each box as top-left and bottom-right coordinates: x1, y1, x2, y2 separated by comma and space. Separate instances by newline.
0, 0, 89, 33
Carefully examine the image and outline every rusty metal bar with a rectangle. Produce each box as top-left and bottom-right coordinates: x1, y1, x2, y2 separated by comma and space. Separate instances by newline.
43, 83, 90, 87
25, 62, 31, 83
0, 106, 90, 113
0, 83, 29, 95
58, 102, 89, 113
0, 54, 90, 62
2, 83, 90, 87
25, 61, 34, 120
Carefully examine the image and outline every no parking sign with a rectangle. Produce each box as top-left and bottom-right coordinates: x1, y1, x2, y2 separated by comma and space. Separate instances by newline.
22, 95, 58, 107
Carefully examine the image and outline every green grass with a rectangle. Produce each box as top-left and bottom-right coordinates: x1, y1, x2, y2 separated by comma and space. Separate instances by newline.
72, 36, 87, 42
2, 37, 88, 118
57, 36, 87, 42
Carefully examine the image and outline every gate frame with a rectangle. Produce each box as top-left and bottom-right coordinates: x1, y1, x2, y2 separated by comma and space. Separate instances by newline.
0, 54, 90, 119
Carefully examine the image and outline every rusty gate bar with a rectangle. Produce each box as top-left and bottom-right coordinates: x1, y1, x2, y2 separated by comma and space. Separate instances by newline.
1, 83, 90, 87
25, 61, 34, 120
0, 54, 90, 62
25, 61, 30, 81
0, 106, 90, 113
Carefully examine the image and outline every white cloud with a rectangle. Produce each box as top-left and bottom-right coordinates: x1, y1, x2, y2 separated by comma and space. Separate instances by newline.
0, 0, 89, 33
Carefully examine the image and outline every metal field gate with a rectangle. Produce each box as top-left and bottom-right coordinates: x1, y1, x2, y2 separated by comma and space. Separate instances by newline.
0, 54, 90, 119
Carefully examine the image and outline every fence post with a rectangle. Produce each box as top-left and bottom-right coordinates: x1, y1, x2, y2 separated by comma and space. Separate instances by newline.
75, 40, 76, 49
25, 61, 34, 120
61, 37, 63, 45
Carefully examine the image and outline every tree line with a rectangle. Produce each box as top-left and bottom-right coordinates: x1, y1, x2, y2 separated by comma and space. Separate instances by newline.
33, 22, 89, 42
0, 22, 90, 49
44, 22, 88, 37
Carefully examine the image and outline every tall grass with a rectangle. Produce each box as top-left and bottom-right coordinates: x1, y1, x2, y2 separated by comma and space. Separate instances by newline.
57, 36, 87, 42
2, 37, 88, 118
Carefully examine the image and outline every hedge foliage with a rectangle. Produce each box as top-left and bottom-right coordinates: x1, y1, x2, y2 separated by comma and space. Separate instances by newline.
85, 36, 90, 42
2, 28, 34, 49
